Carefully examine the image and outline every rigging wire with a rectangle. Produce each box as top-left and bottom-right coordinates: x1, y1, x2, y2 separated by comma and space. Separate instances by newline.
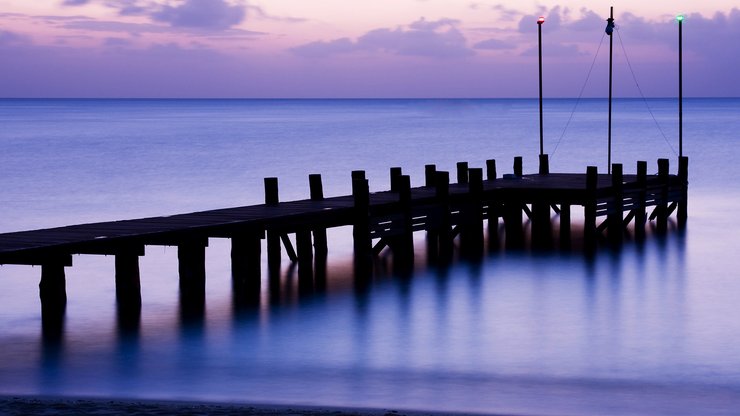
551, 32, 607, 158
615, 27, 678, 156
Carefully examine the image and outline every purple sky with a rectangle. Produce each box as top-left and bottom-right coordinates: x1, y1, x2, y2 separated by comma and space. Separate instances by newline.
0, 1, 738, 98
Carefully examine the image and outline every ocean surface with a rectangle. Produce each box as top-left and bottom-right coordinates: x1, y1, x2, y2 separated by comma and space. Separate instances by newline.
1, 98, 739, 415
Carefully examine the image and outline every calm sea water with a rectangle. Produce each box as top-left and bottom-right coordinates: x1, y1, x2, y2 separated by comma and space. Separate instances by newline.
1, 98, 740, 415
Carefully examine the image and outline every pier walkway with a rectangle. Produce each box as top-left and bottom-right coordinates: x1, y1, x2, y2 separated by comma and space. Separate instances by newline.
0, 155, 688, 333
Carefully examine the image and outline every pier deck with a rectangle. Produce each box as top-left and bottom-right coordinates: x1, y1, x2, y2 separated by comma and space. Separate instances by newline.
0, 156, 689, 337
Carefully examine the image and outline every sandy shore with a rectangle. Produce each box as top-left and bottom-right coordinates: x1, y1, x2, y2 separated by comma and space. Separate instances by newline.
0, 396, 499, 416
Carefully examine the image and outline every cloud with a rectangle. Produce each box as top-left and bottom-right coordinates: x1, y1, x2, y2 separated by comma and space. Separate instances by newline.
290, 38, 355, 58
0, 30, 28, 46
61, 0, 248, 30
291, 18, 475, 59
152, 0, 245, 30
473, 38, 516, 50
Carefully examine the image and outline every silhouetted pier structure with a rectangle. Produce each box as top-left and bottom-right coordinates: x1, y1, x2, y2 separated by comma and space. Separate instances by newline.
0, 155, 688, 335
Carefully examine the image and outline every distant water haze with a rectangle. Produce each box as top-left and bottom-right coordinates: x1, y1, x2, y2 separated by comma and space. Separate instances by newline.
1, 99, 740, 415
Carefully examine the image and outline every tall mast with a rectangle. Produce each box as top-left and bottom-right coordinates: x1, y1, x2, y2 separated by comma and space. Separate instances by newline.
537, 16, 545, 156
678, 14, 684, 158
606, 7, 615, 174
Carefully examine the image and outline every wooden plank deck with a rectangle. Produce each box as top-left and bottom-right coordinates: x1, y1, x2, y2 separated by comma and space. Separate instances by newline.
0, 169, 684, 265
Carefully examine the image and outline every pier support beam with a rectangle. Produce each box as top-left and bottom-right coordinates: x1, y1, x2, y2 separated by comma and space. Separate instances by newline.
559, 204, 571, 249
231, 231, 262, 307
296, 228, 314, 291
435, 171, 453, 263
678, 156, 689, 228
115, 248, 143, 331
392, 174, 414, 275
353, 175, 372, 281
39, 256, 70, 342
635, 161, 647, 240
265, 177, 282, 273
461, 168, 484, 259
531, 200, 552, 250
486, 159, 500, 251
656, 159, 670, 234
178, 238, 207, 319
584, 166, 598, 250
608, 163, 624, 244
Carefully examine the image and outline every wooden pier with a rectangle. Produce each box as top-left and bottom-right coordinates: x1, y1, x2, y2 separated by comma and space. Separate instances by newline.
0, 155, 688, 333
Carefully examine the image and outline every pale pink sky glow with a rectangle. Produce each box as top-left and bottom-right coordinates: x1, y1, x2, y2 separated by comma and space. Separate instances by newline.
0, 0, 738, 97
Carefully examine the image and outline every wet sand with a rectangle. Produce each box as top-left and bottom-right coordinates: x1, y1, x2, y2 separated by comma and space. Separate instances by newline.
0, 396, 499, 416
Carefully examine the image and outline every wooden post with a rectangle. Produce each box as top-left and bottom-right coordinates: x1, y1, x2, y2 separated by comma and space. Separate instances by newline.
40, 257, 69, 342
584, 166, 598, 249
486, 159, 497, 180
435, 171, 453, 262
425, 164, 437, 187
390, 167, 403, 192
115, 249, 142, 312
231, 231, 262, 307
539, 154, 550, 175
394, 174, 414, 274
559, 204, 571, 249
296, 227, 314, 292
353, 177, 372, 280
456, 162, 469, 184
352, 170, 366, 181
531, 198, 552, 250
485, 159, 499, 251
265, 177, 281, 271
608, 163, 623, 244
309, 174, 328, 257
657, 158, 669, 234
635, 161, 647, 240
178, 238, 207, 319
678, 156, 689, 228
461, 168, 484, 259
513, 156, 523, 177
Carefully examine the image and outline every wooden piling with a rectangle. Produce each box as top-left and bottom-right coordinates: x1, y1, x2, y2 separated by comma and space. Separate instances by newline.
393, 174, 414, 274
657, 158, 670, 234
352, 177, 372, 279
425, 164, 436, 187
390, 167, 403, 192
296, 227, 314, 291
514, 156, 523, 177
608, 163, 623, 244
265, 177, 281, 270
531, 200, 552, 250
486, 159, 497, 180
178, 238, 207, 317
635, 161, 647, 239
456, 162, 469, 184
485, 159, 499, 250
539, 154, 550, 175
461, 168, 484, 259
115, 248, 142, 309
584, 166, 598, 248
309, 174, 328, 257
40, 257, 69, 341
435, 171, 453, 262
678, 156, 689, 228
559, 203, 571, 249
231, 231, 262, 308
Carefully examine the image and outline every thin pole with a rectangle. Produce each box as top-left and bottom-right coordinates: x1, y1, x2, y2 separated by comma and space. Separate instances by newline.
607, 6, 614, 174
538, 18, 544, 156
679, 16, 683, 158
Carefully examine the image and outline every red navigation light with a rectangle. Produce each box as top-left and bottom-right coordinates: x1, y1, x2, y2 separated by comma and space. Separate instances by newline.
537, 16, 546, 24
